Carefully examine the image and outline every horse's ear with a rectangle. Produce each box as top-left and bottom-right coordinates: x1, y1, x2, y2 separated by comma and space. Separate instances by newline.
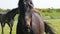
28, 0, 34, 8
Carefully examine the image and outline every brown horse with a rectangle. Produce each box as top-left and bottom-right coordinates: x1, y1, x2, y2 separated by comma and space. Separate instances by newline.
17, 0, 44, 34
25, 9, 45, 34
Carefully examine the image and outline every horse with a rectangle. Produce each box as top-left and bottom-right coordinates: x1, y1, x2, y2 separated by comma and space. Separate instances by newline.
17, 0, 44, 34
0, 8, 18, 34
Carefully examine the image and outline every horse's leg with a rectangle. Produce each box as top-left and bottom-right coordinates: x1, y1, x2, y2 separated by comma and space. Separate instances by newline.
10, 24, 12, 34
1, 26, 4, 34
1, 22, 5, 34
7, 20, 14, 34
7, 23, 12, 34
10, 20, 14, 34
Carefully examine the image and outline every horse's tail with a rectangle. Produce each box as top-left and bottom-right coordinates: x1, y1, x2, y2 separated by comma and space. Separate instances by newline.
44, 22, 55, 34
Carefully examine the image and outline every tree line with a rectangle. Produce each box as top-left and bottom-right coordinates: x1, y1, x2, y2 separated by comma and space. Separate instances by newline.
0, 8, 60, 12
0, 8, 10, 12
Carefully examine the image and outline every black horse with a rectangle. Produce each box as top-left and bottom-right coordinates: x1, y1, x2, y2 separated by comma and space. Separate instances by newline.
0, 8, 18, 34
17, 0, 44, 34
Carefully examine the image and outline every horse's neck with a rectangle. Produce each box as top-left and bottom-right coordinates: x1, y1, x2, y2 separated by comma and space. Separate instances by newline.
5, 9, 17, 19
11, 11, 17, 18
32, 9, 41, 16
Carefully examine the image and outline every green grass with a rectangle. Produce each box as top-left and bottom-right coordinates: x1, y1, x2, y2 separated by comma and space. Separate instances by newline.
41, 11, 60, 34
44, 19, 60, 34
41, 12, 60, 19
0, 19, 60, 34
0, 13, 60, 34
0, 20, 18, 34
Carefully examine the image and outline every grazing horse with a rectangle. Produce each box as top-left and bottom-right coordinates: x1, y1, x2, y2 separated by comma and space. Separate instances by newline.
17, 0, 44, 34
0, 8, 18, 34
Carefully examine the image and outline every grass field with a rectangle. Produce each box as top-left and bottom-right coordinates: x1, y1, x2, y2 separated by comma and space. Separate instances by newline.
0, 19, 60, 34
0, 20, 17, 34
0, 13, 60, 34
44, 19, 60, 34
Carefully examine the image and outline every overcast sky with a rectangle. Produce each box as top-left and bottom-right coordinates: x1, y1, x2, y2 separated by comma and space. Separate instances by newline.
0, 0, 60, 9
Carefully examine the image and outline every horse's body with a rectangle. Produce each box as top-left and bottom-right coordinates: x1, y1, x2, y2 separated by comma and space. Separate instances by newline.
0, 8, 18, 34
32, 9, 55, 34
31, 9, 44, 34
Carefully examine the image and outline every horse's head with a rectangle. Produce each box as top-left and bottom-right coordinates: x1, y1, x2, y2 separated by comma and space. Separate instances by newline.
23, 0, 34, 9
18, 0, 34, 33
18, 0, 34, 11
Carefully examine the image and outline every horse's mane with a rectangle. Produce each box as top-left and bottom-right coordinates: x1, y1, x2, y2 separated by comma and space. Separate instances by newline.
34, 9, 40, 12
33, 9, 42, 16
6, 8, 18, 14
2, 8, 18, 20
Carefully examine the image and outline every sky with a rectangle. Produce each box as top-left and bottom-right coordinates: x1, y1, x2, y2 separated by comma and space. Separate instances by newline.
0, 0, 60, 9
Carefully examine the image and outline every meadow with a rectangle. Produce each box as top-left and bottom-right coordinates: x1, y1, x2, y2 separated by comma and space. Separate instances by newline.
0, 9, 60, 34
42, 9, 60, 34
